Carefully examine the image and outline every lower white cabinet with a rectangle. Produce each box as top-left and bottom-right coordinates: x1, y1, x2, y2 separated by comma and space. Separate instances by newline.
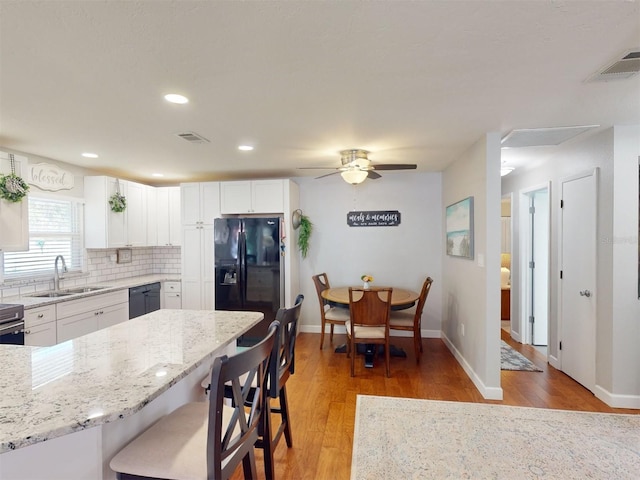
24, 305, 57, 347
57, 313, 98, 343
162, 281, 182, 309
56, 290, 129, 343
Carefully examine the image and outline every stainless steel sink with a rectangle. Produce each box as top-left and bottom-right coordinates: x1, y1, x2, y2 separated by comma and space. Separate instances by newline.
29, 292, 73, 298
28, 286, 109, 297
63, 286, 109, 294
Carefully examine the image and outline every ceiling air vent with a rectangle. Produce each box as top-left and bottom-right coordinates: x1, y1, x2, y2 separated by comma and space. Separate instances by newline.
175, 131, 210, 144
587, 50, 640, 82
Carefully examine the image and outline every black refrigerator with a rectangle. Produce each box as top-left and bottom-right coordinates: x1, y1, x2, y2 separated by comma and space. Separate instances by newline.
214, 217, 284, 346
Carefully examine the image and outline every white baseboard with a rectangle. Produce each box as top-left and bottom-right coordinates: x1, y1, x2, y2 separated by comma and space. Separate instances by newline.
548, 354, 560, 370
594, 385, 640, 410
441, 333, 503, 401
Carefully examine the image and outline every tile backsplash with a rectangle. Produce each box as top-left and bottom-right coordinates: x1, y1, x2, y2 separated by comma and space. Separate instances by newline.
0, 246, 181, 300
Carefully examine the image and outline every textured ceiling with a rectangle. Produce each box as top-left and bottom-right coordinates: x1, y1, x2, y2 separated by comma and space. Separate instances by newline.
1, 1, 639, 185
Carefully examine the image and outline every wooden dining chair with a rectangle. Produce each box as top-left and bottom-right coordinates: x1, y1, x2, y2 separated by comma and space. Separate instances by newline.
389, 277, 433, 363
345, 287, 393, 377
199, 295, 304, 480
110, 321, 279, 480
312, 273, 350, 349
258, 294, 304, 480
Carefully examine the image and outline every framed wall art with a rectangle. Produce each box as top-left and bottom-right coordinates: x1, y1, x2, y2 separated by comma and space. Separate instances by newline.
446, 196, 474, 259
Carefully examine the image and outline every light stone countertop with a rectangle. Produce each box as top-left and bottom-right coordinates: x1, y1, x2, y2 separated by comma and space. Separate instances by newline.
0, 309, 263, 453
3, 274, 181, 309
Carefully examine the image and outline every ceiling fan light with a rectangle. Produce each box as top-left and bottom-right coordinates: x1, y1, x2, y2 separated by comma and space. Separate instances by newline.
341, 169, 368, 185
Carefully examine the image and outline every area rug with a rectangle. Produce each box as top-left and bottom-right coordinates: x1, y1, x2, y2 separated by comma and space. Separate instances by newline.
352, 395, 640, 479
501, 340, 542, 371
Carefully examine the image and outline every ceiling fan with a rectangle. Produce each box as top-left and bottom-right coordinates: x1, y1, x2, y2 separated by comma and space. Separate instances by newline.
300, 149, 417, 184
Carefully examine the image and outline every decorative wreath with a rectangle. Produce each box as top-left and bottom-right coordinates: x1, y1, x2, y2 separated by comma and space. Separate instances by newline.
109, 192, 127, 212
0, 173, 30, 203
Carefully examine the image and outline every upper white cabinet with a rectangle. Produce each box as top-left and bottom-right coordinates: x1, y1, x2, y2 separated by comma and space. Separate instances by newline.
220, 180, 284, 214
180, 182, 219, 309
84, 176, 147, 248
181, 182, 220, 225
0, 153, 29, 252
157, 187, 181, 246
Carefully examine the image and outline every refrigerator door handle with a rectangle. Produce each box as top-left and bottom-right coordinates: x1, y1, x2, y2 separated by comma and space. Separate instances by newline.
239, 231, 247, 305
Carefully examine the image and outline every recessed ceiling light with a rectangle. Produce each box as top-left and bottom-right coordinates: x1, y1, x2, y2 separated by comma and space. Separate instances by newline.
82, 152, 98, 158
501, 167, 515, 177
164, 93, 189, 104
152, 173, 164, 178
238, 145, 254, 151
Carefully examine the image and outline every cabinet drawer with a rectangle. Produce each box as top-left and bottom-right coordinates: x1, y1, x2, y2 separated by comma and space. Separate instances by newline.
163, 281, 181, 293
56, 290, 128, 319
24, 304, 56, 328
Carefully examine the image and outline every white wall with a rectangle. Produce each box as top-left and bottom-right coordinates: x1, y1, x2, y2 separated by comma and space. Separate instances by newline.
295, 172, 443, 336
441, 133, 502, 400
610, 125, 640, 403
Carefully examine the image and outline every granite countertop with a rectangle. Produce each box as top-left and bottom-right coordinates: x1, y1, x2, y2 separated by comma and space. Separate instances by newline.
0, 309, 263, 453
4, 274, 181, 309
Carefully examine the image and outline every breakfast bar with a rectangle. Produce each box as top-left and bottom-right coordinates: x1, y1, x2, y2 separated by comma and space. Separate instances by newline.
0, 309, 263, 480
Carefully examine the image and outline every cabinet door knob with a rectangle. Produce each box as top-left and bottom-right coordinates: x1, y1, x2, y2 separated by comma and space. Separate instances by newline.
38, 314, 44, 318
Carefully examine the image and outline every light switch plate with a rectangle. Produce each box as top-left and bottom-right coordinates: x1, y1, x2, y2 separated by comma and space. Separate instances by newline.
117, 248, 132, 264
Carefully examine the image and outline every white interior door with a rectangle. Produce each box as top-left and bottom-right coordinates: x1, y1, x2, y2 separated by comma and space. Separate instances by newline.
560, 170, 597, 391
531, 189, 549, 346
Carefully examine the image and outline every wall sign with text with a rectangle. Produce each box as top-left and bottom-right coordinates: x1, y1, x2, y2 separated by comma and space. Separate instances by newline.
27, 163, 75, 191
347, 210, 401, 227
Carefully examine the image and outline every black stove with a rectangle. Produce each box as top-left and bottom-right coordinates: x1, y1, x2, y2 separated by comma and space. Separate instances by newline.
0, 303, 25, 345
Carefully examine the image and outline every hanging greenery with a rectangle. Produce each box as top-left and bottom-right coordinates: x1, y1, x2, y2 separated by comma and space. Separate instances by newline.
109, 192, 127, 212
297, 214, 313, 259
0, 154, 29, 203
109, 179, 127, 212
0, 174, 29, 203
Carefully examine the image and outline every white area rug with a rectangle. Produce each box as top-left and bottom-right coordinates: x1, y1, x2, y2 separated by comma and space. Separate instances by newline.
501, 340, 542, 371
352, 395, 640, 479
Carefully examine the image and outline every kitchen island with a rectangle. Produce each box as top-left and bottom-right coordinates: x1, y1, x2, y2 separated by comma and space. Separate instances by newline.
0, 308, 263, 480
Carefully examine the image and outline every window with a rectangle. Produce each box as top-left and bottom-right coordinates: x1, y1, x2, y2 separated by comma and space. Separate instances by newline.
2, 196, 84, 279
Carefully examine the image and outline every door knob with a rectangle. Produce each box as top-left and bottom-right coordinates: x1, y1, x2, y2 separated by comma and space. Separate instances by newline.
579, 290, 592, 297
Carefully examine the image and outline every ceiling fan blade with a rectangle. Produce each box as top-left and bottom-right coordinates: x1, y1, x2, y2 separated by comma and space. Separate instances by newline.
367, 171, 382, 179
314, 171, 340, 179
372, 164, 417, 171
298, 166, 338, 170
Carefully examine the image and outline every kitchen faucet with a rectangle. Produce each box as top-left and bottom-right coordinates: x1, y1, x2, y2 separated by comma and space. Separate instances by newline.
54, 255, 67, 291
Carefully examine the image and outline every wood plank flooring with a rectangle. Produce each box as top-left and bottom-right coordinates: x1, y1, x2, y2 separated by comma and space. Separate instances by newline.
231, 331, 639, 479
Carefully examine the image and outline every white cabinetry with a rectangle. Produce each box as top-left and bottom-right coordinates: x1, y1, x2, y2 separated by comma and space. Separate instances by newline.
220, 180, 284, 214
24, 305, 57, 347
157, 187, 181, 246
181, 182, 220, 226
162, 281, 182, 309
84, 176, 147, 248
0, 153, 29, 252
56, 290, 128, 343
180, 182, 220, 310
146, 186, 158, 246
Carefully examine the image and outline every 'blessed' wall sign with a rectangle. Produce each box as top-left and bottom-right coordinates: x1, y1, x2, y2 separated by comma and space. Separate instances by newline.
347, 210, 401, 227
27, 163, 75, 191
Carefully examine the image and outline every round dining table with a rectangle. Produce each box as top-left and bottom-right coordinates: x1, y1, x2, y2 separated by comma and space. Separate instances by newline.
321, 286, 419, 310
320, 286, 419, 367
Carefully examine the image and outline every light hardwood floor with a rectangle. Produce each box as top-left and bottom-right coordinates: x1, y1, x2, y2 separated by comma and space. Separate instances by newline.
231, 331, 639, 479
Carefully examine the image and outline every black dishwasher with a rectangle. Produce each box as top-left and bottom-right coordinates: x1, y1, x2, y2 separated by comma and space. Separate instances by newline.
129, 283, 161, 319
